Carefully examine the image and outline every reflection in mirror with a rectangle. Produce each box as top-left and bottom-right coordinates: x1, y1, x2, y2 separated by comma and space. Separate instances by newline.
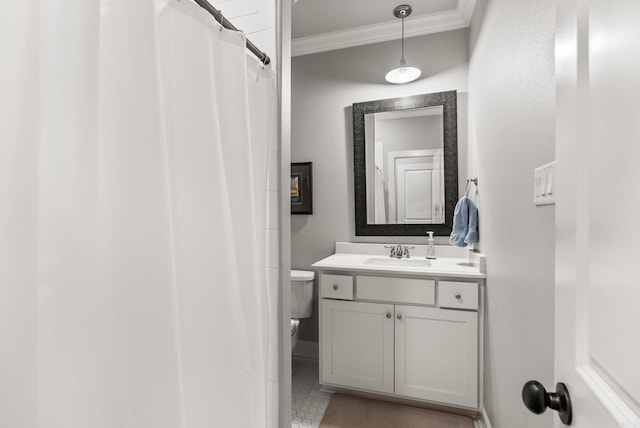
365, 106, 445, 225
353, 91, 458, 236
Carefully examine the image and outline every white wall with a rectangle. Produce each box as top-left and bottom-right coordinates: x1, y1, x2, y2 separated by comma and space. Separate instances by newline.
291, 29, 469, 342
468, 1, 555, 427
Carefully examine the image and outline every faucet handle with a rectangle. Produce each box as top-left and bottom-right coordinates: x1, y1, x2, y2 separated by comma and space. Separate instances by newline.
402, 245, 415, 258
384, 245, 397, 257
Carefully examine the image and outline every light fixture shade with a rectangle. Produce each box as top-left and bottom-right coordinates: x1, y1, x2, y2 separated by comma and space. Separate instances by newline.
385, 66, 421, 84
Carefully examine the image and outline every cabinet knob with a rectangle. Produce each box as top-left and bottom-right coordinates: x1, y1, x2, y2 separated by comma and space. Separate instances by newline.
397, 314, 403, 320
455, 292, 462, 300
386, 312, 392, 319
333, 284, 338, 290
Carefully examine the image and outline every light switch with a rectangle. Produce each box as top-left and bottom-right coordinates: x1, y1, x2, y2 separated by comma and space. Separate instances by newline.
546, 172, 553, 195
539, 174, 548, 196
534, 161, 556, 205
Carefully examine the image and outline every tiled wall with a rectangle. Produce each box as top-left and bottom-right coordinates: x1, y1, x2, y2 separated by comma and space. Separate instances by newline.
211, 0, 277, 68
265, 147, 280, 427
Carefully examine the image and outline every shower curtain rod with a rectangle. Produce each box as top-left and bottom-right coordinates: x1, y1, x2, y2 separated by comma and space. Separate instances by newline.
192, 0, 271, 65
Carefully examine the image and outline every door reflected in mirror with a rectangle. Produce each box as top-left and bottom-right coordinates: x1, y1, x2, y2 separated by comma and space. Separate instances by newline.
353, 91, 458, 236
365, 106, 445, 225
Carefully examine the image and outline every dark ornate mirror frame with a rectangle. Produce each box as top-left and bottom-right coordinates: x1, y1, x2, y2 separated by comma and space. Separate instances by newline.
352, 90, 458, 236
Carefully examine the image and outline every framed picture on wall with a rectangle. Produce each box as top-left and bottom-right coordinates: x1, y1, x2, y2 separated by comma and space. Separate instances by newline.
291, 162, 313, 214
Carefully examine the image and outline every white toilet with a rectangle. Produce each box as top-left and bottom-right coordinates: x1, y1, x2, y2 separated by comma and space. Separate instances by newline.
290, 269, 315, 352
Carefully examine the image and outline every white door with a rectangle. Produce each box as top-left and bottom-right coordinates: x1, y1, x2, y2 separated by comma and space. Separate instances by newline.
320, 300, 394, 394
395, 305, 478, 408
387, 149, 443, 224
552, 0, 640, 426
396, 159, 433, 224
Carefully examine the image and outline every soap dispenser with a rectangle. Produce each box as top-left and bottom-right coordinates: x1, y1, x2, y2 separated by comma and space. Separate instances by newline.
426, 231, 436, 259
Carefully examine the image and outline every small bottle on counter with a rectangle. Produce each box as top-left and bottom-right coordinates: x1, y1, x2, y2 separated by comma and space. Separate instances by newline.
426, 231, 436, 259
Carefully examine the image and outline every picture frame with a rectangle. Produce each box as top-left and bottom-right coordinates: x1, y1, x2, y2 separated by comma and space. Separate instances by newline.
291, 162, 313, 214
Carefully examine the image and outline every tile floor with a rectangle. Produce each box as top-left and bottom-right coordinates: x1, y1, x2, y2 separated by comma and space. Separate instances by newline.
291, 356, 332, 428
290, 356, 482, 428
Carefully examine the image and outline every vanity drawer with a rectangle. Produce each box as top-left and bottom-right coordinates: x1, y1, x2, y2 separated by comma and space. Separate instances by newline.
438, 281, 478, 310
320, 274, 354, 300
356, 276, 435, 305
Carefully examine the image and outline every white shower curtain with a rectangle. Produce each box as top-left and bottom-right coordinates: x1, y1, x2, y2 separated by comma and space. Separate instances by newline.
0, 1, 276, 427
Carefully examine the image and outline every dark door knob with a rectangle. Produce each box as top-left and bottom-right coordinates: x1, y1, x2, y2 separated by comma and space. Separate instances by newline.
522, 380, 572, 425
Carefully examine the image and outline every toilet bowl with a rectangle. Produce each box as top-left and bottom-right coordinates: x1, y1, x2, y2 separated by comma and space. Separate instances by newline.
290, 269, 314, 352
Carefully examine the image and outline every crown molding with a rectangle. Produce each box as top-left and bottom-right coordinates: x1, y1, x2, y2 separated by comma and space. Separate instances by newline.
292, 0, 476, 57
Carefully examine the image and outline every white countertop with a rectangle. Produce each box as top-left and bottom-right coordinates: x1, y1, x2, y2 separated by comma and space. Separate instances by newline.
311, 243, 486, 280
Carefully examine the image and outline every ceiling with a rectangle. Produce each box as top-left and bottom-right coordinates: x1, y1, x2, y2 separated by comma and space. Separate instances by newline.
291, 0, 476, 56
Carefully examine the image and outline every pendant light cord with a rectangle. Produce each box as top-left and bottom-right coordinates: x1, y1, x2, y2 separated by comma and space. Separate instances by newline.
400, 17, 406, 66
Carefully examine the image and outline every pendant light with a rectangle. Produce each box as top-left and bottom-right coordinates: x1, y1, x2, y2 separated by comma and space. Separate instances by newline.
385, 4, 421, 84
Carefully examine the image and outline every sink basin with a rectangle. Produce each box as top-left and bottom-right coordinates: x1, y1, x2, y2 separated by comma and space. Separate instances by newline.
364, 257, 433, 268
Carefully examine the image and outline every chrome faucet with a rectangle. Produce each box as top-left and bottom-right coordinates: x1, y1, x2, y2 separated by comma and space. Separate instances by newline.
395, 244, 404, 258
384, 244, 415, 258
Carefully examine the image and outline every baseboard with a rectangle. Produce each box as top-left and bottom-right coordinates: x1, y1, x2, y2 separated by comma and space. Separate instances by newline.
474, 406, 492, 428
292, 340, 318, 359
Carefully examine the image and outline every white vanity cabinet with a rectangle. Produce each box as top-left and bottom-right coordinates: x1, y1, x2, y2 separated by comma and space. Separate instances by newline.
394, 304, 477, 407
321, 299, 394, 393
319, 272, 483, 410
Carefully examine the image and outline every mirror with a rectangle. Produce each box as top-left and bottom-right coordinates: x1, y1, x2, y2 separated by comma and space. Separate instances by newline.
353, 91, 458, 236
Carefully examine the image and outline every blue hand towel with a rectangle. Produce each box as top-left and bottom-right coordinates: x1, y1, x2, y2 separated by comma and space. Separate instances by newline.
464, 198, 479, 245
449, 196, 479, 247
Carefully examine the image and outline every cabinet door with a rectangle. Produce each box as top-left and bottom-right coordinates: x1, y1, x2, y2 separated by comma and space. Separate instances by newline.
395, 305, 478, 408
321, 299, 394, 394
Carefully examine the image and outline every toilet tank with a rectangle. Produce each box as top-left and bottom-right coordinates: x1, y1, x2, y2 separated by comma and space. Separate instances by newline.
290, 270, 315, 319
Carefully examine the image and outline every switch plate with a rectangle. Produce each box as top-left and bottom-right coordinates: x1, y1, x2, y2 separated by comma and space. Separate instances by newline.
534, 161, 555, 205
